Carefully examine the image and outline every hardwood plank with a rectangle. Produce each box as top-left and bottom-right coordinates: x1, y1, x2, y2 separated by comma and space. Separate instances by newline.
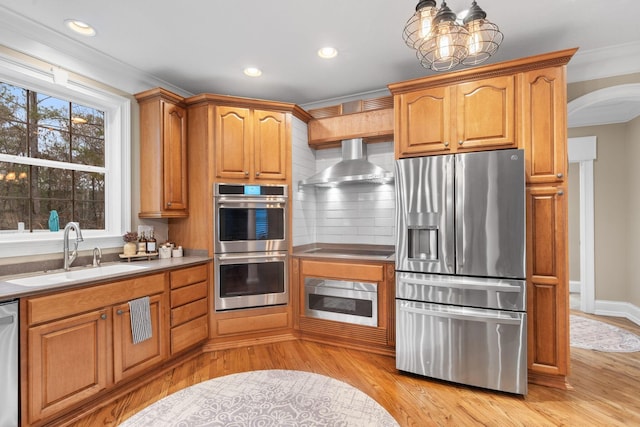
66, 313, 640, 427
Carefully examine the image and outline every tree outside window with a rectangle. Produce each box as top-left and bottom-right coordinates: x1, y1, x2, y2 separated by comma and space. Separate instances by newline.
0, 81, 106, 231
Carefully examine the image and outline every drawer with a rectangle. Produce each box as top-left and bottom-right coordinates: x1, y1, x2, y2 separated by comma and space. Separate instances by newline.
216, 311, 288, 336
301, 260, 384, 282
170, 264, 208, 289
171, 298, 208, 327
171, 315, 208, 354
171, 281, 208, 308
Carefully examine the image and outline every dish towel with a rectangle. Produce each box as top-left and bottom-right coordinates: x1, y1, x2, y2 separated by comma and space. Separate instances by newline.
128, 296, 152, 344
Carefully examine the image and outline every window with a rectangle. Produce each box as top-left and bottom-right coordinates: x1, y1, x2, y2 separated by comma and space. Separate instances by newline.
0, 82, 106, 231
0, 54, 131, 258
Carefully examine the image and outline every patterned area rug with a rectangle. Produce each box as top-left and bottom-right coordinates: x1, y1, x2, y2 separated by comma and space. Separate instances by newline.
570, 314, 640, 352
118, 369, 399, 426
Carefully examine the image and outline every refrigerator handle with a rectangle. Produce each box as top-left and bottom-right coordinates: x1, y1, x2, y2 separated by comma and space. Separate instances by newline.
455, 157, 465, 271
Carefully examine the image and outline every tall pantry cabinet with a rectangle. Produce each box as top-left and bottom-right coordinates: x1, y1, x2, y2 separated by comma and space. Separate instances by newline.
166, 93, 311, 348
389, 48, 577, 390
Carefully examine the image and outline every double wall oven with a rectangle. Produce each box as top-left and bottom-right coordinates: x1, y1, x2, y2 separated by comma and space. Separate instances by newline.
214, 183, 289, 311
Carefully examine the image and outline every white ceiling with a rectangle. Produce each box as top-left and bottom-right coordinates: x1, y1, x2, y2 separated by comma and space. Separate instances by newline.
1, 0, 640, 124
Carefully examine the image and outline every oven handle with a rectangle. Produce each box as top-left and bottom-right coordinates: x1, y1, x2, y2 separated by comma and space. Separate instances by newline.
398, 300, 524, 325
216, 252, 288, 262
216, 196, 287, 205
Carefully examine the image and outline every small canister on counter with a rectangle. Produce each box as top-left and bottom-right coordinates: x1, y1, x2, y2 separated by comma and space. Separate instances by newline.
172, 246, 183, 258
158, 245, 172, 259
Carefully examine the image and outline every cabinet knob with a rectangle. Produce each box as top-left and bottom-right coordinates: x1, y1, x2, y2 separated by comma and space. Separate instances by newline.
100, 313, 107, 320
557, 190, 564, 196
167, 202, 172, 207
557, 173, 564, 179
458, 140, 464, 145
443, 141, 449, 147
117, 309, 124, 315
255, 172, 260, 177
244, 171, 249, 176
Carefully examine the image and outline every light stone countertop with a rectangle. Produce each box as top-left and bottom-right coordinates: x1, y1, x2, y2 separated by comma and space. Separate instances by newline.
0, 256, 211, 301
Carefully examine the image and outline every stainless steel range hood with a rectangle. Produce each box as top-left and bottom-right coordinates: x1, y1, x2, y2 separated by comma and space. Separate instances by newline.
299, 138, 394, 188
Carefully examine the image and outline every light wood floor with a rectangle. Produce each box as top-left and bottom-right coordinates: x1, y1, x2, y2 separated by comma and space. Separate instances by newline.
70, 313, 640, 427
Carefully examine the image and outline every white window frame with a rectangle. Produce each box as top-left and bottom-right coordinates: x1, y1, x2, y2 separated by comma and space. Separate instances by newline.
0, 53, 131, 258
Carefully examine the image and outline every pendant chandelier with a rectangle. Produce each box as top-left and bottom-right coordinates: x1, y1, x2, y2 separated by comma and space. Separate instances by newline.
403, 0, 503, 72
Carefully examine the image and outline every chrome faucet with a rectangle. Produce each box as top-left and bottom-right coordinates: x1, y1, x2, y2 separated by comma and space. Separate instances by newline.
63, 222, 84, 271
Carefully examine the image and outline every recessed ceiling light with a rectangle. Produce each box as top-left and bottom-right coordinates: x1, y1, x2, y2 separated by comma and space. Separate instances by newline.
243, 67, 262, 77
318, 47, 338, 59
64, 19, 96, 36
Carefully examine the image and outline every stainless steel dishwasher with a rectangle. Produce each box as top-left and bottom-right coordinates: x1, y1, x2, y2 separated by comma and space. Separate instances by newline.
0, 299, 18, 427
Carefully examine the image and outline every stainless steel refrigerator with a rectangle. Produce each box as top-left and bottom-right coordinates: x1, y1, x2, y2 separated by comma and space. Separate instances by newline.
394, 149, 527, 395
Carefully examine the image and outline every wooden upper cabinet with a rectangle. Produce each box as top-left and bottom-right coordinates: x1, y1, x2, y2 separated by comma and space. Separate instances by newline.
254, 109, 287, 180
522, 66, 567, 184
395, 86, 452, 156
394, 76, 516, 158
215, 106, 288, 182
135, 88, 188, 218
215, 106, 252, 180
455, 75, 516, 151
162, 102, 188, 211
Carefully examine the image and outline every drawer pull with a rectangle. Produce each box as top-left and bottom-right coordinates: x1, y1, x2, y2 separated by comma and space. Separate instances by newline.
557, 173, 564, 179
100, 313, 107, 320
117, 309, 124, 315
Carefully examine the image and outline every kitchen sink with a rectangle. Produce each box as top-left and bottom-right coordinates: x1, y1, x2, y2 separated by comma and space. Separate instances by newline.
6, 264, 149, 287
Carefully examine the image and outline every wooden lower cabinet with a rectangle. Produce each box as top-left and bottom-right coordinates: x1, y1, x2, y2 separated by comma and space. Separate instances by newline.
27, 309, 109, 423
293, 258, 395, 355
113, 294, 167, 383
21, 264, 211, 426
526, 185, 570, 388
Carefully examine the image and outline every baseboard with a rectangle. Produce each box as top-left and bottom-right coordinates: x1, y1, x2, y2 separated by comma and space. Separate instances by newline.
569, 280, 581, 294
594, 300, 640, 326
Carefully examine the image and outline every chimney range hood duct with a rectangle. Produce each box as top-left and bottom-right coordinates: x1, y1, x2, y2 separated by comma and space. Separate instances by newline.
299, 138, 394, 188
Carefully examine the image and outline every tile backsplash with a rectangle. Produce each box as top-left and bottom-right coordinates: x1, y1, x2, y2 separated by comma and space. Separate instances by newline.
291, 117, 396, 246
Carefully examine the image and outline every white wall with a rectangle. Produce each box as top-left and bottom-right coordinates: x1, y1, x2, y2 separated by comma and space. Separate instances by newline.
291, 117, 316, 246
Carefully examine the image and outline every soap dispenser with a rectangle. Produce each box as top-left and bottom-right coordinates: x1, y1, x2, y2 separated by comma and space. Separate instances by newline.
48, 210, 59, 232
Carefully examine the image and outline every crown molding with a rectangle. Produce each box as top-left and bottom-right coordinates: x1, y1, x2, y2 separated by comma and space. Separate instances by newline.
567, 41, 640, 83
2, 5, 640, 101
0, 5, 192, 97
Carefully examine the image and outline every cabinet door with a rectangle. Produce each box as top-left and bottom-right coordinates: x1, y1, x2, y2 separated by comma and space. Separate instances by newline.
162, 101, 188, 212
395, 86, 452, 157
455, 75, 516, 151
522, 67, 567, 184
526, 185, 569, 382
112, 293, 168, 383
215, 106, 252, 180
253, 109, 287, 180
28, 309, 109, 424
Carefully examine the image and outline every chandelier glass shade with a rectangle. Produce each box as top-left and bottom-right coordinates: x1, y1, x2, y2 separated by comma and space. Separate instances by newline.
403, 0, 503, 71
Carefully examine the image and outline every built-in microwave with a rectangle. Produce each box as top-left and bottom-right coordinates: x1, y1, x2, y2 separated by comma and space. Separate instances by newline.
214, 183, 288, 254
